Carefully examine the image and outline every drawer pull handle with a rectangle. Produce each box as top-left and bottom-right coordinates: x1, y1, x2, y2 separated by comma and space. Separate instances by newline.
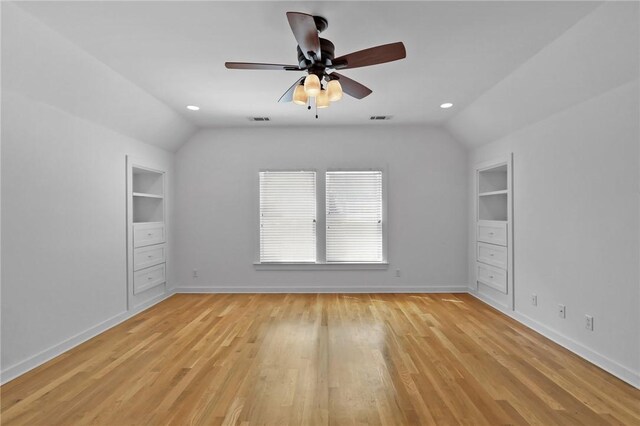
490, 253, 494, 256
147, 277, 153, 280
489, 232, 495, 235
147, 232, 153, 236
148, 255, 153, 258
489, 275, 494, 279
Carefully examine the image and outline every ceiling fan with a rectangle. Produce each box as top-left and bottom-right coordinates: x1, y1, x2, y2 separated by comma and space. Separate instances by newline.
225, 12, 406, 110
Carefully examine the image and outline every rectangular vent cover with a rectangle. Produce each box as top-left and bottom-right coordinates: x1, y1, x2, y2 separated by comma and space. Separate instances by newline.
249, 117, 271, 122
370, 116, 392, 121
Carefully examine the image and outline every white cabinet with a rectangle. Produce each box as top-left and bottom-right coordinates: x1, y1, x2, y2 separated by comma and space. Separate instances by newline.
134, 244, 166, 271
475, 156, 513, 305
476, 262, 507, 293
134, 263, 166, 295
477, 242, 507, 269
477, 221, 507, 246
133, 222, 165, 248
126, 158, 167, 308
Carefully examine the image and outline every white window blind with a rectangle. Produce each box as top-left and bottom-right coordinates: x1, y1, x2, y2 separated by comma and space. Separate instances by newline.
259, 171, 316, 262
326, 171, 383, 263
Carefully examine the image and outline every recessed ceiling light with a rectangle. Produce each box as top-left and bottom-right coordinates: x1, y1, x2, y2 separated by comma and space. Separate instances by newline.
440, 102, 453, 109
186, 105, 200, 111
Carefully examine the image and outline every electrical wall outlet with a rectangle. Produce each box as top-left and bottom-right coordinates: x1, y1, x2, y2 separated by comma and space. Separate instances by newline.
531, 294, 537, 306
585, 315, 594, 331
558, 304, 566, 318
192, 269, 198, 278
395, 269, 401, 277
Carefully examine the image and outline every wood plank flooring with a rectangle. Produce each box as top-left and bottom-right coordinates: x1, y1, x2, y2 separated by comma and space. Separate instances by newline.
1, 293, 639, 425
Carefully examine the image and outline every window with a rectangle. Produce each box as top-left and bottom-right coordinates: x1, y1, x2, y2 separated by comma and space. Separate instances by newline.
259, 171, 316, 262
326, 171, 383, 263
257, 170, 385, 266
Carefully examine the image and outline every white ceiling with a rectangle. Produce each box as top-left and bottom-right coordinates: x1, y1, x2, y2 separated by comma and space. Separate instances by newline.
17, 1, 601, 129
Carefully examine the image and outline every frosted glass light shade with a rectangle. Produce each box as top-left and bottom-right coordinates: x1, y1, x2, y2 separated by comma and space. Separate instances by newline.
304, 74, 321, 96
316, 90, 330, 109
327, 80, 343, 102
293, 85, 308, 105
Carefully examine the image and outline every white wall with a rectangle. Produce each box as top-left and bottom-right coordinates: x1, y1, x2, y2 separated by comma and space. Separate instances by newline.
1, 3, 180, 382
174, 125, 468, 292
468, 80, 640, 386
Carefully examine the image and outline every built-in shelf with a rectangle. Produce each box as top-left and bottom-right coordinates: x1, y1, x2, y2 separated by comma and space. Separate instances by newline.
133, 197, 163, 223
131, 168, 164, 223
478, 164, 508, 193
478, 193, 507, 221
479, 190, 508, 197
127, 158, 167, 308
475, 156, 512, 304
478, 165, 509, 221
133, 192, 163, 199
132, 168, 163, 197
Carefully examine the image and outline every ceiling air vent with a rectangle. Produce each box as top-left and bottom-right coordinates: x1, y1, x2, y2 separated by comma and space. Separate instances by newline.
249, 117, 271, 122
370, 115, 392, 121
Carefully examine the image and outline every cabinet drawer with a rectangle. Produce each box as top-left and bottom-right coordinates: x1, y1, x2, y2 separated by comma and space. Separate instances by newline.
477, 242, 507, 269
477, 262, 507, 294
477, 221, 507, 246
134, 263, 165, 294
133, 222, 165, 248
134, 244, 166, 271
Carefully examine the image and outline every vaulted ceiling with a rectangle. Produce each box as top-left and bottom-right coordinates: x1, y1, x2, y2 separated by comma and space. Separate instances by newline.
9, 1, 639, 149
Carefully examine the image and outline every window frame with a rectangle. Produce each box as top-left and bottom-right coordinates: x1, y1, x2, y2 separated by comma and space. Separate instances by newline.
254, 167, 388, 270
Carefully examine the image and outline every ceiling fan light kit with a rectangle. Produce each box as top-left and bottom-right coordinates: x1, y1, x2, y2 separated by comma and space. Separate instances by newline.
225, 11, 406, 117
292, 84, 308, 105
303, 74, 321, 96
327, 79, 343, 102
316, 89, 330, 109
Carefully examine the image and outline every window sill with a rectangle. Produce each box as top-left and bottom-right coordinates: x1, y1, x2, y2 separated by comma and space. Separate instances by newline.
253, 262, 389, 271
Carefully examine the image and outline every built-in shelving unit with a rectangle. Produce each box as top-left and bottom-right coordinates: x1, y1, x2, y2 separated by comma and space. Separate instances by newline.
475, 156, 513, 309
126, 157, 167, 309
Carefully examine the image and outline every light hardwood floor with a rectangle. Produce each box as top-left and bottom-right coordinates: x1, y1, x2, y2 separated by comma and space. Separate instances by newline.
1, 293, 639, 425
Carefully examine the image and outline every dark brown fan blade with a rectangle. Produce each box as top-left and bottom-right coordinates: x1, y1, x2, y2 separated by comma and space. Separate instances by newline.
286, 12, 321, 61
331, 73, 372, 99
332, 42, 406, 70
225, 62, 303, 71
278, 77, 305, 103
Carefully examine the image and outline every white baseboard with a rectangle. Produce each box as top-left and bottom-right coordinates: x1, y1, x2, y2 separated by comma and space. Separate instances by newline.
175, 284, 469, 294
0, 290, 175, 385
468, 291, 640, 389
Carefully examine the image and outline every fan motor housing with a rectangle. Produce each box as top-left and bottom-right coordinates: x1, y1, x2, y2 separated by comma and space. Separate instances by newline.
297, 38, 335, 69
